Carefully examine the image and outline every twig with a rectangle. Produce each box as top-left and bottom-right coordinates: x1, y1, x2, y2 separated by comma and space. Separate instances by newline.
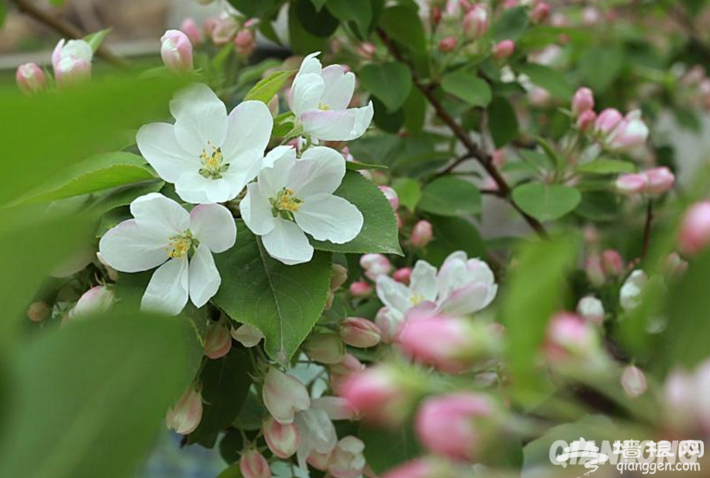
434, 152, 475, 178
8, 0, 128, 68
641, 199, 654, 261
377, 28, 549, 239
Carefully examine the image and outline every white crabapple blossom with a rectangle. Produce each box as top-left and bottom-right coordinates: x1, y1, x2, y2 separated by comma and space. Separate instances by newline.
98, 193, 236, 315
289, 52, 374, 142
241, 146, 364, 265
52, 39, 93, 88
137, 84, 273, 204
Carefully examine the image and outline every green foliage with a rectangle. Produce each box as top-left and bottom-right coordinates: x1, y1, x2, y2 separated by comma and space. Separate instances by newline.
441, 70, 492, 108
576, 158, 636, 175
360, 63, 413, 113
244, 70, 296, 104
492, 6, 530, 42
512, 183, 581, 221
360, 424, 421, 474
579, 46, 625, 93
392, 177, 422, 212
488, 96, 519, 148
517, 63, 574, 100
295, 0, 340, 38
420, 215, 486, 266
418, 177, 482, 217
327, 0, 373, 38
379, 5, 427, 53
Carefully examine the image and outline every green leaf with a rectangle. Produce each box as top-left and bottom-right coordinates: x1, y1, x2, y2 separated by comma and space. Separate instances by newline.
288, 2, 328, 54
244, 70, 296, 104
16, 152, 157, 205
360, 62, 412, 113
86, 181, 165, 217
371, 97, 404, 133
295, 0, 339, 37
213, 222, 332, 364
360, 424, 421, 474
517, 63, 573, 100
309, 0, 330, 11
379, 5, 427, 52
579, 46, 624, 93
0, 312, 196, 478
188, 348, 253, 447
419, 177, 482, 217
311, 171, 402, 255
392, 177, 422, 211
345, 161, 387, 171
327, 0, 372, 37
228, 0, 279, 17
420, 215, 486, 267
512, 183, 581, 222
84, 28, 111, 52
441, 70, 492, 107
492, 6, 529, 42
402, 87, 427, 134
518, 149, 553, 172
488, 96, 519, 148
577, 158, 636, 175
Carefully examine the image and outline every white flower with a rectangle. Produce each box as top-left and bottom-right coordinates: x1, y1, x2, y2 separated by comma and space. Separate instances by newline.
241, 146, 364, 265
294, 397, 354, 471
620, 269, 648, 312
52, 39, 93, 87
289, 52, 374, 142
68, 285, 115, 320
98, 193, 236, 315
137, 84, 273, 204
377, 251, 497, 326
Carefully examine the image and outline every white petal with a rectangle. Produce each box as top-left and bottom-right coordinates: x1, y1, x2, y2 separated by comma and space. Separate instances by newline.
136, 123, 197, 182
258, 149, 297, 196
289, 146, 346, 197
189, 203, 237, 253
262, 145, 297, 170
61, 39, 93, 62
130, 193, 190, 234
290, 73, 324, 117
262, 219, 314, 265
300, 109, 356, 142
439, 282, 495, 315
296, 52, 323, 78
221, 101, 273, 160
222, 148, 263, 198
99, 219, 169, 273
349, 102, 374, 140
170, 84, 228, 155
241, 182, 275, 236
311, 396, 354, 420
320, 65, 355, 111
410, 260, 439, 302
376, 275, 413, 315
141, 258, 189, 315
294, 194, 362, 244
188, 243, 221, 307
175, 172, 235, 204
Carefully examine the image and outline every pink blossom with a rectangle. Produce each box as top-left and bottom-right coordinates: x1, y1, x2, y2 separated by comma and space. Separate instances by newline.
678, 201, 710, 256
16, 63, 47, 95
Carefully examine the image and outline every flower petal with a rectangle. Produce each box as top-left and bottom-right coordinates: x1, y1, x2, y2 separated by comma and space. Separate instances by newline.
410, 260, 438, 302
294, 194, 362, 244
188, 243, 221, 307
438, 282, 494, 315
189, 203, 237, 253
262, 218, 314, 265
130, 193, 190, 234
290, 73, 325, 117
376, 275, 413, 315
241, 182, 275, 236
350, 101, 374, 140
296, 51, 323, 78
99, 219, 169, 272
170, 84, 228, 155
289, 146, 346, 197
258, 148, 297, 196
320, 65, 355, 111
221, 101, 273, 160
141, 258, 189, 315
175, 172, 235, 204
222, 148, 263, 198
136, 123, 196, 182
300, 109, 356, 142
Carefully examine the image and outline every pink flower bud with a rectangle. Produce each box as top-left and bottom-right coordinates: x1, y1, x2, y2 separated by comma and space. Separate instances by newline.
263, 417, 300, 459
571, 87, 594, 116
180, 18, 202, 45
52, 39, 93, 88
438, 36, 458, 52
411, 220, 433, 248
621, 365, 647, 399
360, 253, 392, 281
240, 449, 271, 478
643, 167, 675, 195
340, 317, 382, 348
576, 296, 604, 326
69, 285, 115, 320
415, 392, 497, 461
595, 108, 623, 135
378, 185, 399, 211
463, 5, 489, 40
329, 436, 366, 478
231, 323, 264, 348
161, 30, 193, 73
16, 63, 47, 95
585, 254, 606, 286
211, 15, 239, 45
235, 29, 257, 56
493, 39, 515, 59
615, 173, 647, 196
431, 6, 442, 26
204, 322, 232, 359
349, 281, 373, 298
357, 42, 377, 60
393, 267, 412, 284
601, 249, 624, 277
27, 301, 49, 322
304, 332, 345, 364
544, 312, 601, 364
607, 110, 649, 151
308, 450, 332, 471
262, 367, 310, 424
530, 2, 551, 23
576, 110, 597, 132
678, 201, 710, 256
165, 387, 203, 435
330, 353, 365, 390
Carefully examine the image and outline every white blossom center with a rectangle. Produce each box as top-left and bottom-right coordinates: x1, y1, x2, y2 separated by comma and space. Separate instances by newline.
199, 141, 229, 180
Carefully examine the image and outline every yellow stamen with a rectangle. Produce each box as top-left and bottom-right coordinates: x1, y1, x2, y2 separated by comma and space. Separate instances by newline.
167, 235, 193, 259
275, 188, 303, 213
199, 141, 229, 179
318, 102, 330, 111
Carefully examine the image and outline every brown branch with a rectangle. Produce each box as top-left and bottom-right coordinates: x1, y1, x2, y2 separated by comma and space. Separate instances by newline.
641, 200, 654, 261
377, 29, 548, 239
8, 0, 128, 68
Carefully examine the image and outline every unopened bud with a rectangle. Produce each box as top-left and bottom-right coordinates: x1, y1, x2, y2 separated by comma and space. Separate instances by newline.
393, 267, 412, 284
166, 387, 203, 435
262, 367, 310, 424
607, 110, 649, 151
576, 110, 597, 132
411, 220, 433, 248
360, 253, 392, 280
643, 167, 675, 195
615, 173, 647, 196
463, 5, 489, 40
349, 281, 373, 298
27, 301, 50, 322
240, 449, 271, 478
69, 285, 115, 320
161, 30, 193, 73
204, 322, 232, 359
601, 249, 624, 277
378, 185, 399, 211
544, 312, 601, 364
576, 296, 605, 326
621, 365, 647, 399
180, 18, 202, 45
493, 40, 515, 59
340, 317, 382, 348
595, 108, 623, 135
16, 63, 47, 95
235, 29, 257, 56
263, 417, 300, 459
678, 201, 710, 256
620, 270, 648, 312
530, 2, 551, 23
586, 254, 605, 286
571, 87, 594, 116
303, 332, 345, 364
438, 36, 458, 52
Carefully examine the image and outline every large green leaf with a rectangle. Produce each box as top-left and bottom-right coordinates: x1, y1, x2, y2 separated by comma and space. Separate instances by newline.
579, 46, 624, 93
327, 0, 372, 37
441, 70, 492, 107
311, 171, 402, 255
492, 6, 529, 41
392, 177, 422, 212
360, 62, 413, 113
213, 222, 332, 364
360, 424, 421, 474
16, 152, 157, 205
517, 63, 574, 100
244, 70, 296, 104
379, 5, 427, 52
295, 0, 340, 38
0, 312, 197, 478
488, 96, 519, 148
418, 177, 482, 217
420, 215, 486, 267
512, 183, 581, 222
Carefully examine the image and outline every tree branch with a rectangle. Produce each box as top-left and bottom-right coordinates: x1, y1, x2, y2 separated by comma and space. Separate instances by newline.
377, 29, 548, 239
8, 0, 128, 68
